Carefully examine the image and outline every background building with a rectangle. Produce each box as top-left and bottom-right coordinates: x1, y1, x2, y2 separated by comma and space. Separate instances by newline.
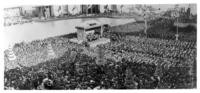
81, 5, 100, 14
4, 4, 197, 19
50, 5, 69, 17
4, 7, 23, 18
68, 5, 81, 15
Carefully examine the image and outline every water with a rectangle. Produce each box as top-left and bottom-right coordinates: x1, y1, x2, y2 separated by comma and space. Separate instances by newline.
3, 18, 136, 49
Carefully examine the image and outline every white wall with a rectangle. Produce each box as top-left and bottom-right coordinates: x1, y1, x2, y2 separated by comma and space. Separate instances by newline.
100, 5, 105, 13
51, 6, 60, 16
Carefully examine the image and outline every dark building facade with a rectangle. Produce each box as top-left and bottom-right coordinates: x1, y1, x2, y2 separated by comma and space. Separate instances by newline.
81, 5, 100, 14
111, 5, 118, 13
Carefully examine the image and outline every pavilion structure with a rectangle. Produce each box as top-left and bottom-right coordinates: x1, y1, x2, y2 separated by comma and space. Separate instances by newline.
70, 20, 110, 47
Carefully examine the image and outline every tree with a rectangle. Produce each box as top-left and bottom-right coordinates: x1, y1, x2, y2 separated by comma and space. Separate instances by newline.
120, 5, 124, 14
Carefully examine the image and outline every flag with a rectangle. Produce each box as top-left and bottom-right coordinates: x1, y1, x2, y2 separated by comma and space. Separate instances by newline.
72, 6, 77, 11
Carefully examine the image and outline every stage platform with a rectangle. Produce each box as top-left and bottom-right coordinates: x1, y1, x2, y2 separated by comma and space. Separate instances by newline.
69, 38, 110, 47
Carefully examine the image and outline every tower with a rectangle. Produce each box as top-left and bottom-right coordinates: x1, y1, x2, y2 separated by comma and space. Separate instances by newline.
7, 45, 16, 61
47, 43, 56, 58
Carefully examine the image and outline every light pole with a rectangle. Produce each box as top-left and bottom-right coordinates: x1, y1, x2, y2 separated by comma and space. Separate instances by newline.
144, 12, 148, 37
172, 5, 180, 41
141, 5, 149, 38
171, 11, 180, 41
175, 17, 179, 41
141, 5, 159, 38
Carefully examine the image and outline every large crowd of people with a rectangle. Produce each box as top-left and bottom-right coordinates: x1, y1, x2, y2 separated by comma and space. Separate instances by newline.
109, 15, 196, 42
4, 32, 196, 89
4, 47, 192, 90
4, 47, 195, 90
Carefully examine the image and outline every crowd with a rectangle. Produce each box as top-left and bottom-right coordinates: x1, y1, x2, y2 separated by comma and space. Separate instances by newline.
4, 33, 196, 89
4, 37, 73, 69
104, 34, 196, 66
147, 18, 196, 42
109, 16, 196, 42
4, 16, 32, 26
4, 46, 194, 89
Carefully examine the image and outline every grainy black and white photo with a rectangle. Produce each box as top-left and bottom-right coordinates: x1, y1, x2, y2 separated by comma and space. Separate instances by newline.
3, 4, 197, 90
